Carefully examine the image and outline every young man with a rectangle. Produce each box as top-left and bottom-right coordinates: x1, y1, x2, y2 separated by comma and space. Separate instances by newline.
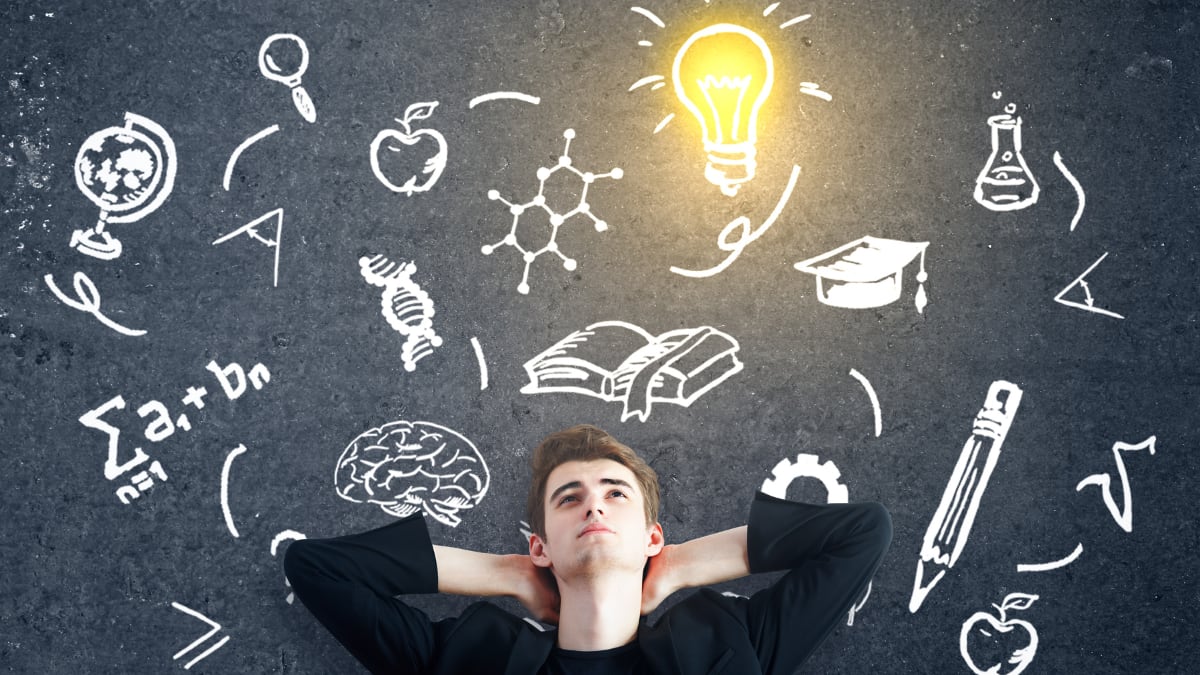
285, 425, 892, 674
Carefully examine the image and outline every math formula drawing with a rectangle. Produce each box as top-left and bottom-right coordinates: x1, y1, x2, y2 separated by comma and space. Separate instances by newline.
910, 380, 1023, 613
521, 321, 743, 422
78, 358, 271, 504
335, 420, 490, 527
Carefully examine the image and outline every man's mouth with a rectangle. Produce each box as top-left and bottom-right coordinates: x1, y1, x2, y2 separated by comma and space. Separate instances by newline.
579, 523, 614, 537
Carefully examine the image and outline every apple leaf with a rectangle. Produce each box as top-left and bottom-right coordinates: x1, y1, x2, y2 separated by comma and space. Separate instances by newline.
1000, 593, 1039, 613
403, 101, 440, 124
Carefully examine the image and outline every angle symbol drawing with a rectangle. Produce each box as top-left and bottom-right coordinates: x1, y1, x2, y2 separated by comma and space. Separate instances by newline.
1053, 252, 1124, 319
213, 209, 284, 287
481, 129, 623, 294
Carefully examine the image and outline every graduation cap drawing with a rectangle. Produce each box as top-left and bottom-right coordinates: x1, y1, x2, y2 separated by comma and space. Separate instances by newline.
794, 236, 930, 312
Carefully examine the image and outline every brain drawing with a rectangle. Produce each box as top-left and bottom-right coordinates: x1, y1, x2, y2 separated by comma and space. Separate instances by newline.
335, 420, 490, 527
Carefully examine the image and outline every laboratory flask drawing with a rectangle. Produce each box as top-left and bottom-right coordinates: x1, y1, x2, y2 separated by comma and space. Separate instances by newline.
71, 112, 177, 260
973, 103, 1039, 211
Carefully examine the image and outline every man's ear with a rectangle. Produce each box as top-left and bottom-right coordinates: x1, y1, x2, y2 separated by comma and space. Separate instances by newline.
529, 533, 552, 568
645, 522, 664, 557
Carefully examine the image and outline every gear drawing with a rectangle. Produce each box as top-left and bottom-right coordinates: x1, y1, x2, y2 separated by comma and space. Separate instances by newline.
760, 453, 849, 503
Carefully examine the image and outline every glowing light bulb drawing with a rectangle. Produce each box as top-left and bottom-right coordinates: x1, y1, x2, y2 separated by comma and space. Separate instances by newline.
672, 24, 774, 197
258, 33, 316, 123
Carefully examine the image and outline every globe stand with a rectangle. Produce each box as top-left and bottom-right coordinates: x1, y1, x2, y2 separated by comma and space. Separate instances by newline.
70, 223, 123, 261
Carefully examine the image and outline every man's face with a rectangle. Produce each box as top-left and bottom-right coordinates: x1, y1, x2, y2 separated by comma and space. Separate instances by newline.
529, 459, 663, 578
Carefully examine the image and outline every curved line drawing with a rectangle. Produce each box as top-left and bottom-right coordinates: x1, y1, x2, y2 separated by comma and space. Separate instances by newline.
849, 368, 882, 437
630, 6, 665, 28
468, 91, 541, 108
44, 272, 147, 337
471, 337, 489, 390
221, 444, 248, 538
799, 83, 832, 101
271, 529, 308, 557
629, 75, 665, 92
780, 14, 812, 29
670, 164, 800, 277
653, 114, 675, 134
1017, 542, 1084, 572
223, 125, 280, 191
1053, 150, 1085, 232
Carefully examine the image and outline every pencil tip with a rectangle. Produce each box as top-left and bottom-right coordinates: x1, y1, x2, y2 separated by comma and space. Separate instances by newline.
909, 560, 945, 613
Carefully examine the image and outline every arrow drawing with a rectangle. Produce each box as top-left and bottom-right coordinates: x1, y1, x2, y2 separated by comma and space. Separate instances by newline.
170, 601, 230, 669
1053, 252, 1124, 319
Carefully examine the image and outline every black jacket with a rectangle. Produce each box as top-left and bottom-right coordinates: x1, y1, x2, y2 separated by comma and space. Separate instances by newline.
285, 492, 891, 674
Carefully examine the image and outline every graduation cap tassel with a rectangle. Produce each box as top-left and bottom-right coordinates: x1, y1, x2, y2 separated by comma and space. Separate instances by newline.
914, 248, 928, 314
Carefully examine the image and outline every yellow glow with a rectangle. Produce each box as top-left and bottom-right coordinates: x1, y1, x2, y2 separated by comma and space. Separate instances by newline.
672, 24, 774, 197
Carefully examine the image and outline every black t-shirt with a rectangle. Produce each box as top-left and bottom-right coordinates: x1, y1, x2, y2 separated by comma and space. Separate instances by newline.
539, 642, 650, 675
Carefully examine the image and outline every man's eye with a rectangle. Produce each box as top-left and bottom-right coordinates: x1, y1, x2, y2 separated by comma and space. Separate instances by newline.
558, 495, 577, 505
609, 489, 626, 499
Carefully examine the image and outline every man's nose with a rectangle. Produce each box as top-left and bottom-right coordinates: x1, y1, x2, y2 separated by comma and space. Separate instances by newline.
585, 494, 605, 518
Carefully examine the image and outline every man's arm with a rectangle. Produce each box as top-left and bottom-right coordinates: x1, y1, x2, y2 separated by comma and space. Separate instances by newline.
641, 526, 749, 615
433, 545, 560, 623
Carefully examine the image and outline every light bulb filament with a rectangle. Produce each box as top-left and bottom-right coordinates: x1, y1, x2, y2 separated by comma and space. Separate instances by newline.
697, 75, 753, 144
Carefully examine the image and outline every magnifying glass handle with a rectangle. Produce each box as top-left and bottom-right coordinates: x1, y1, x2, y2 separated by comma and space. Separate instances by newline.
292, 87, 316, 123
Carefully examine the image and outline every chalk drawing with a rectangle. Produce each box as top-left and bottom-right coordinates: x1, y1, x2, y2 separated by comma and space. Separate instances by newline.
1053, 252, 1125, 319
221, 444, 248, 538
171, 601, 230, 670
630, 6, 665, 29
335, 420, 490, 527
799, 81, 832, 101
272, 530, 307, 604
1052, 151, 1085, 231
359, 255, 443, 372
72, 112, 176, 260
79, 359, 270, 504
761, 453, 871, 625
779, 14, 812, 29
258, 33, 316, 123
481, 129, 623, 294
910, 380, 1023, 613
468, 91, 541, 108
1076, 436, 1157, 533
960, 593, 1039, 675
212, 209, 284, 288
470, 336, 489, 390
974, 102, 1039, 211
1017, 543, 1084, 573
848, 368, 882, 437
223, 124, 280, 191
795, 236, 930, 312
670, 165, 800, 278
673, 24, 774, 196
522, 321, 742, 422
44, 272, 147, 336
369, 101, 448, 195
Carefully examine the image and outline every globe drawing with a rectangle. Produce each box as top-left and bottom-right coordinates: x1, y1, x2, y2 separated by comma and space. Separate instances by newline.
74, 112, 175, 221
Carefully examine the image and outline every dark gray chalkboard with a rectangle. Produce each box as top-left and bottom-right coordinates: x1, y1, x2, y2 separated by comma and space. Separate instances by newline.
3, 0, 1198, 672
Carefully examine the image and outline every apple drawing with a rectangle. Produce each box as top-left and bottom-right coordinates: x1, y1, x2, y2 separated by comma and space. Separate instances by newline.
959, 592, 1039, 675
370, 101, 448, 195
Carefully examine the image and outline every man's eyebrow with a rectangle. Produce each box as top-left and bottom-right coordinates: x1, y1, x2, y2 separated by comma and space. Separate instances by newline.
548, 478, 635, 503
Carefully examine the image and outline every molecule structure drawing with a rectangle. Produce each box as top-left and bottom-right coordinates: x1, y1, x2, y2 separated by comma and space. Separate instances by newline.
481, 129, 623, 294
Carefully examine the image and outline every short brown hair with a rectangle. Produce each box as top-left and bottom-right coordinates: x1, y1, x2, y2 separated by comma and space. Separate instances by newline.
526, 425, 660, 538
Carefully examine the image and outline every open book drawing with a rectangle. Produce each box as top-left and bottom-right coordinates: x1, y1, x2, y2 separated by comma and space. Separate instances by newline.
521, 321, 744, 422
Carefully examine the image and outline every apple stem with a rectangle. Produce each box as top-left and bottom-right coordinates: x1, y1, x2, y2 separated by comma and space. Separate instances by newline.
393, 118, 412, 135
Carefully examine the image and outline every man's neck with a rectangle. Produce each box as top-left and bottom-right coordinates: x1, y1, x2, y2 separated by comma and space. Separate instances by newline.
554, 571, 643, 651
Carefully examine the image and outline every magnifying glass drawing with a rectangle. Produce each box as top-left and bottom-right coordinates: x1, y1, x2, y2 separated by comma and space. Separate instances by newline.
259, 33, 316, 123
